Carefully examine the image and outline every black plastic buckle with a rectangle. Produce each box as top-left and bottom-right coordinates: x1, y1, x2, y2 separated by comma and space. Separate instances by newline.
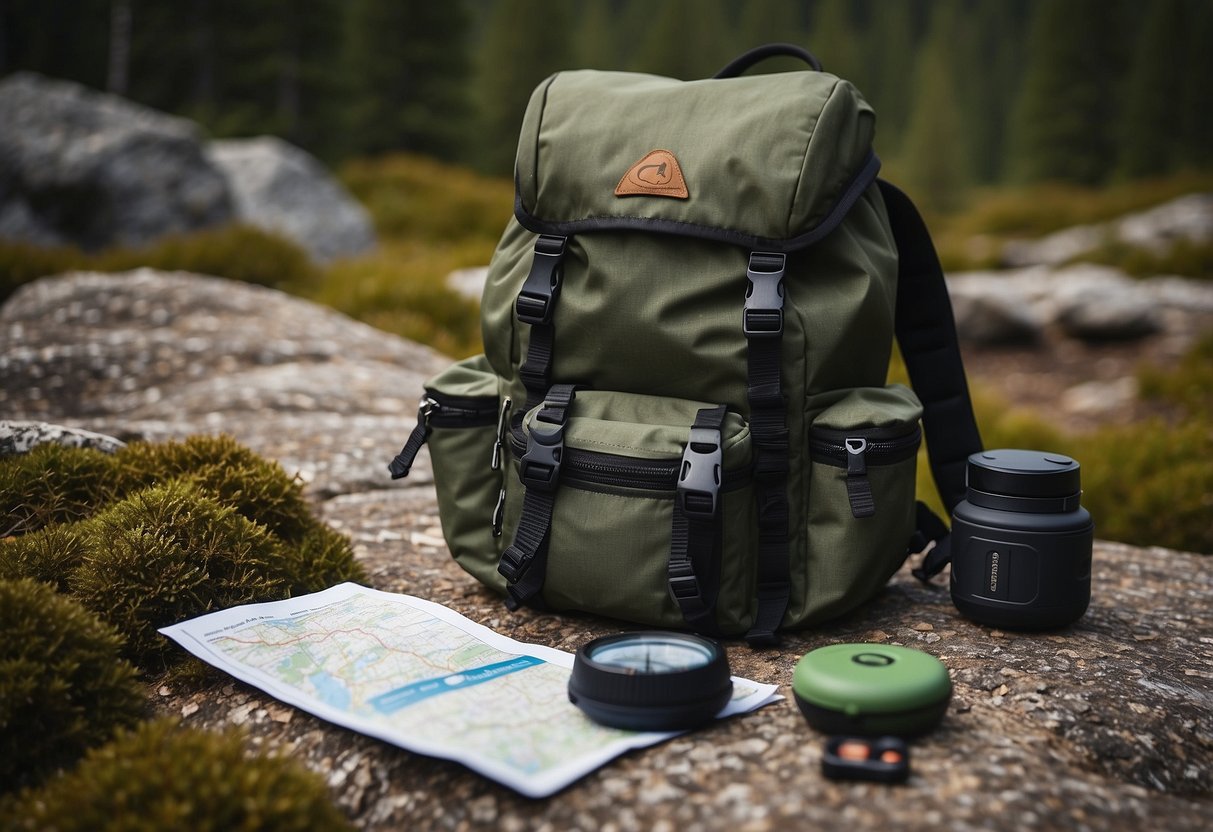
743, 252, 786, 338
668, 566, 701, 602
498, 545, 528, 583
677, 426, 722, 518
515, 235, 567, 326
519, 416, 564, 493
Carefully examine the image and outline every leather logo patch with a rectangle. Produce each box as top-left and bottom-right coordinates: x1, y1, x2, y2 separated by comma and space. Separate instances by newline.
614, 149, 689, 199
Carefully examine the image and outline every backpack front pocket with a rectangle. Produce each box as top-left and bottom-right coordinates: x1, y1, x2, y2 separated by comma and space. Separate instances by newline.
388, 355, 509, 590
501, 390, 755, 635
802, 384, 923, 623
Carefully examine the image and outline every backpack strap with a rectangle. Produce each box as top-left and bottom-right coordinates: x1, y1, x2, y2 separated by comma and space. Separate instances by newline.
742, 251, 791, 646
877, 180, 983, 580
498, 383, 579, 609
668, 404, 728, 636
516, 235, 568, 412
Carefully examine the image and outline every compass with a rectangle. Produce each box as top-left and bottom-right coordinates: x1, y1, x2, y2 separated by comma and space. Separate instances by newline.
568, 632, 733, 731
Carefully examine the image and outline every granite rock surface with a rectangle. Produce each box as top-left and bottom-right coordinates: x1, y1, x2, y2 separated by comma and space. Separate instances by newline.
3, 270, 1209, 830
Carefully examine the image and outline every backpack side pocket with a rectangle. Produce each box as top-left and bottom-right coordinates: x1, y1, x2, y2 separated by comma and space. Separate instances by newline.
389, 355, 508, 592
801, 384, 923, 624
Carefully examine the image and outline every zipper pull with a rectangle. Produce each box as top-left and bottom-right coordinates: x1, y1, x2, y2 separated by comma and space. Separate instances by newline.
388, 397, 436, 480
492, 488, 506, 537
845, 437, 876, 518
491, 397, 512, 470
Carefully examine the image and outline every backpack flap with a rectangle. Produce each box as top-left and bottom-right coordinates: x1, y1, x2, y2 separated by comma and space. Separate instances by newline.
514, 69, 880, 250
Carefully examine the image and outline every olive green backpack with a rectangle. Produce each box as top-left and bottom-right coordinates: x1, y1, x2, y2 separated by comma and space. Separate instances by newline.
389, 45, 982, 646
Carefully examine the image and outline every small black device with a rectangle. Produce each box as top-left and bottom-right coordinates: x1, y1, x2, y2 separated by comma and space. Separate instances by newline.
950, 449, 1093, 629
568, 632, 733, 731
822, 736, 910, 783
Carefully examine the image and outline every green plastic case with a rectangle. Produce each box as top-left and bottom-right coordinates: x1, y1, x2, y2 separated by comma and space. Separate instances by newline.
792, 643, 952, 737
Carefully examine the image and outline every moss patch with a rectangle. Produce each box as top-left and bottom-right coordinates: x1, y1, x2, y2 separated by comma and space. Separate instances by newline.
4, 719, 353, 832
68, 481, 293, 668
0, 579, 144, 794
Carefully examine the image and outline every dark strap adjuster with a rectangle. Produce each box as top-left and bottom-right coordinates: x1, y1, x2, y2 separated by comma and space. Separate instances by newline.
743, 252, 786, 338
515, 235, 567, 325
518, 417, 564, 493
678, 425, 723, 518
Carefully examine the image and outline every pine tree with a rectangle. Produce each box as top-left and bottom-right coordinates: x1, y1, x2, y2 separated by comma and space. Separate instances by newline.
1178, 0, 1213, 170
343, 0, 473, 160
957, 1, 1031, 184
474, 0, 573, 174
736, 0, 810, 73
629, 0, 736, 80
572, 0, 622, 71
1118, 0, 1186, 177
863, 0, 919, 162
898, 0, 971, 212
808, 0, 860, 81
1009, 0, 1130, 185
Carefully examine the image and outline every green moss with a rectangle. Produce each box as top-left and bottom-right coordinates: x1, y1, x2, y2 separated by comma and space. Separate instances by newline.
278, 519, 367, 596
69, 482, 292, 668
116, 436, 313, 542
0, 522, 92, 591
0, 579, 144, 794
4, 719, 353, 832
0, 444, 125, 536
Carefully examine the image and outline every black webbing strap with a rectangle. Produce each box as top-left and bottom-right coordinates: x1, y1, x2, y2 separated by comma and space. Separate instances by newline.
877, 180, 983, 581
387, 398, 433, 480
516, 235, 567, 412
668, 404, 728, 636
743, 252, 791, 646
497, 383, 578, 609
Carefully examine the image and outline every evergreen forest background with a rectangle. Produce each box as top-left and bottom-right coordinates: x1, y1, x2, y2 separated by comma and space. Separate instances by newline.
4, 0, 1212, 210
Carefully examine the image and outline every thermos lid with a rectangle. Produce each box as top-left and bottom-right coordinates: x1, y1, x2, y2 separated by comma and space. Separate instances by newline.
967, 449, 1081, 499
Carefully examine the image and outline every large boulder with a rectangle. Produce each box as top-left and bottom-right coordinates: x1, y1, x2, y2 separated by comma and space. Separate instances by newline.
0, 269, 446, 497
206, 137, 376, 262
0, 73, 232, 250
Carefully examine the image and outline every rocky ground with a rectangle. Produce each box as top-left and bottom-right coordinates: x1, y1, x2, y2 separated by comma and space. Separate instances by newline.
2, 271, 1211, 830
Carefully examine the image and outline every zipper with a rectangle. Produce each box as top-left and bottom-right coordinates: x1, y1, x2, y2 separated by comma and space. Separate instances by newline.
387, 392, 500, 480
509, 431, 748, 495
809, 424, 921, 518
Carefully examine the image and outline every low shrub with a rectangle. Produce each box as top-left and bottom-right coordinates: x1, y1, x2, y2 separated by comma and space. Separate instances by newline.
69, 481, 292, 668
0, 443, 125, 536
4, 719, 353, 832
0, 579, 144, 793
339, 153, 513, 244
315, 240, 485, 358
1138, 332, 1213, 416
0, 224, 319, 305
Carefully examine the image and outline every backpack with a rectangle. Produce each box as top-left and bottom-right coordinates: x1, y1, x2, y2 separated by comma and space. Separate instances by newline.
389, 44, 982, 646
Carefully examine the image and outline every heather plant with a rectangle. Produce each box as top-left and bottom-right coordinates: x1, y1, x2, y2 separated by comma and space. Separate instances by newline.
3, 719, 354, 832
0, 579, 144, 793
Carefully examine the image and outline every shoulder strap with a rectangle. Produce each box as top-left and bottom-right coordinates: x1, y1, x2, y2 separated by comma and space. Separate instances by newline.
877, 180, 983, 580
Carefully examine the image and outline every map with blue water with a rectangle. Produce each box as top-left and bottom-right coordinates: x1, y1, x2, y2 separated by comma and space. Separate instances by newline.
160, 583, 778, 797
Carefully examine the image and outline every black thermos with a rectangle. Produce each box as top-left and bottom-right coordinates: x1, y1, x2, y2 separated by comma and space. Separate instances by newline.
950, 450, 1093, 629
